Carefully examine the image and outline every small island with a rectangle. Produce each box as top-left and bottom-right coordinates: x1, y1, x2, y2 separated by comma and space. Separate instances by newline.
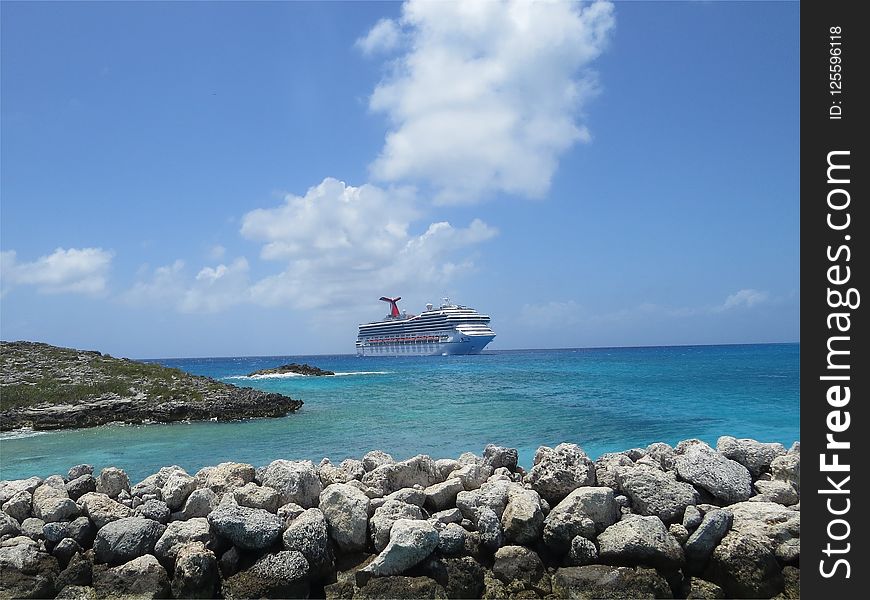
247, 363, 335, 377
0, 341, 303, 431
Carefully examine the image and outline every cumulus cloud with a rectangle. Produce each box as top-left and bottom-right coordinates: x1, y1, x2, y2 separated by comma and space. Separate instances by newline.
362, 0, 615, 203
720, 288, 770, 311
1, 247, 113, 295
126, 258, 251, 313
242, 177, 496, 309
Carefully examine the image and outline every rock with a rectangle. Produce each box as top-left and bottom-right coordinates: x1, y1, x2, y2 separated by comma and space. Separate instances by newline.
483, 445, 519, 471
355, 575, 447, 599
77, 492, 133, 529
683, 505, 703, 531
682, 577, 726, 599
543, 510, 596, 556
363, 450, 395, 472
568, 535, 599, 566
362, 454, 441, 496
161, 472, 197, 511
92, 554, 170, 598
171, 542, 219, 599
207, 504, 283, 551
2, 490, 32, 523
20, 517, 46, 540
476, 507, 503, 551
261, 459, 323, 508
181, 488, 217, 519
752, 479, 799, 505
233, 482, 280, 513
780, 565, 799, 599
93, 517, 165, 565
320, 459, 366, 487
359, 519, 439, 581
53, 537, 82, 566
320, 483, 371, 553
646, 442, 677, 471
669, 523, 690, 545
154, 518, 214, 564
222, 550, 310, 599
501, 486, 544, 545
716, 436, 786, 478
0, 535, 60, 599
0, 477, 42, 505
675, 440, 753, 505
247, 362, 334, 376
707, 532, 783, 598
456, 479, 511, 521
283, 508, 333, 579
616, 464, 700, 523
55, 551, 93, 589
770, 452, 800, 493
597, 515, 685, 570
550, 486, 619, 534
67, 465, 94, 480
435, 459, 460, 480
96, 467, 130, 499
32, 483, 80, 523
43, 520, 69, 543
67, 517, 95, 548
384, 487, 427, 507
54, 586, 97, 600
595, 453, 635, 490
277, 501, 306, 523
65, 475, 97, 501
527, 443, 596, 503
136, 498, 171, 524
552, 565, 673, 599
370, 499, 425, 552
437, 522, 466, 555
424, 479, 464, 512
0, 511, 20, 537
492, 545, 545, 586
432, 508, 462, 524
196, 462, 257, 495
422, 555, 484, 599
727, 501, 800, 556
450, 462, 492, 491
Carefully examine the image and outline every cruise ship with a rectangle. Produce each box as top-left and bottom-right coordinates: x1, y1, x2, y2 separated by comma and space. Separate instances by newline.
356, 297, 496, 356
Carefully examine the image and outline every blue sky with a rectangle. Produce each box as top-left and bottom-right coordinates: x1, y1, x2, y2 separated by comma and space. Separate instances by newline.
1, 1, 799, 358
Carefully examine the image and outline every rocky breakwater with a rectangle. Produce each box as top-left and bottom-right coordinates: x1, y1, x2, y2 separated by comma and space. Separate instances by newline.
0, 341, 303, 431
0, 436, 800, 599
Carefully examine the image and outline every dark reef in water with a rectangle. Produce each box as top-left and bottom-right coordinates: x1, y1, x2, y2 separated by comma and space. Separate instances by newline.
247, 363, 335, 377
0, 341, 303, 431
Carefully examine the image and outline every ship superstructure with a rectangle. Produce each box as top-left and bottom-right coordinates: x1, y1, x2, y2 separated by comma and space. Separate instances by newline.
356, 297, 496, 356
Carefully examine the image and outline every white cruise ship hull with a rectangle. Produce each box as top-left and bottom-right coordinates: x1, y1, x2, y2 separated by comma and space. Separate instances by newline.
356, 333, 495, 357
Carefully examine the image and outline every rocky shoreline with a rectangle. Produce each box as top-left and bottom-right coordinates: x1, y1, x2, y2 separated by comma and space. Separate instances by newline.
247, 364, 335, 377
0, 341, 303, 431
0, 436, 799, 599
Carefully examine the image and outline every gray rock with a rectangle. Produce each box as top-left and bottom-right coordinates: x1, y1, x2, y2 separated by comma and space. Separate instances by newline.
456, 479, 511, 521
136, 498, 171, 524
716, 436, 786, 478
435, 458, 460, 480
0, 477, 42, 505
52, 537, 82, 566
527, 443, 596, 503
685, 509, 733, 573
616, 464, 700, 523
674, 440, 752, 505
646, 442, 677, 471
67, 516, 95, 548
492, 545, 545, 586
154, 518, 215, 564
360, 519, 439, 580
282, 508, 333, 579
95, 467, 130, 499
383, 487, 427, 507
222, 550, 310, 600
370, 499, 425, 552
32, 483, 80, 523
93, 517, 166, 565
501, 486, 544, 545
43, 520, 69, 543
598, 515, 685, 570
568, 535, 599, 566
552, 565, 673, 599
476, 506, 503, 551
549, 486, 619, 534
196, 462, 257, 495
65, 475, 96, 501
353, 575, 447, 599
261, 459, 323, 508
0, 535, 61, 599
752, 479, 799, 505
171, 542, 219, 599
55, 551, 93, 590
669, 523, 690, 545
233, 482, 280, 512
683, 505, 703, 531
362, 450, 395, 472
437, 522, 466, 555
319, 483, 371, 553
431, 508, 462, 524
207, 504, 283, 551
362, 454, 441, 496
483, 444, 519, 471
424, 478, 464, 512
450, 462, 492, 491
182, 488, 218, 519
2, 490, 32, 523
770, 452, 800, 493
543, 510, 596, 555
219, 546, 240, 578
77, 492, 133, 529
277, 501, 306, 523
20, 517, 46, 540
162, 472, 197, 511
0, 511, 20, 537
594, 453, 635, 490
682, 577, 726, 599
708, 532, 783, 598
728, 501, 800, 556
92, 553, 170, 598
67, 465, 94, 480
54, 586, 97, 600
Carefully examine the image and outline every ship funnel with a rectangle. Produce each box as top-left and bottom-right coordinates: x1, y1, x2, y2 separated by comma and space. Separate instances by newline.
379, 296, 402, 317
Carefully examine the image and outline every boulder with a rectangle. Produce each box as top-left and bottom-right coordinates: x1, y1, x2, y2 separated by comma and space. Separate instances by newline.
20, 517, 46, 540
568, 535, 599, 566
362, 450, 395, 472
0, 477, 42, 505
362, 454, 441, 496
154, 518, 215, 564
682, 577, 726, 599
616, 464, 700, 523
436, 522, 466, 555
222, 550, 310, 599
77, 492, 133, 529
359, 519, 439, 581
0, 511, 20, 537
93, 517, 165, 566
95, 467, 130, 499
320, 483, 371, 553
683, 505, 703, 531
2, 490, 32, 523
431, 508, 462, 524
595, 453, 635, 490
646, 442, 677, 471
261, 459, 323, 508
527, 443, 596, 503
67, 516, 96, 548
67, 465, 94, 480
707, 531, 783, 598
435, 459, 460, 480
161, 472, 197, 511
0, 535, 60, 599
207, 504, 283, 551
383, 487, 427, 508
685, 509, 732, 573
92, 554, 170, 598
54, 586, 97, 600
171, 542, 219, 599
424, 479, 464, 512
548, 486, 619, 534
552, 565, 673, 599
770, 452, 800, 493
43, 520, 69, 543
492, 545, 545, 587
476, 506, 503, 552
450, 462, 492, 491
542, 510, 596, 556
727, 501, 800, 556
674, 440, 753, 505
65, 475, 96, 502
597, 515, 685, 570
456, 479, 511, 521
370, 499, 424, 552
136, 498, 171, 524
716, 436, 786, 478
233, 482, 280, 513
52, 537, 82, 566
283, 508, 333, 579
501, 486, 544, 545
32, 484, 80, 523
355, 575, 446, 599
421, 555, 484, 599
483, 445, 519, 471
277, 501, 306, 523
181, 488, 218, 519
196, 462, 257, 495
752, 480, 799, 505
55, 551, 93, 590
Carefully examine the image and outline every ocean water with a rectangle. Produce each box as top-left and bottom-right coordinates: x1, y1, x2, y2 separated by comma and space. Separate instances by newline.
0, 344, 799, 483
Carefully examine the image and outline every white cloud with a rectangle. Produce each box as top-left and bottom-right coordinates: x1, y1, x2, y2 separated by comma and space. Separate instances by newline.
126, 258, 251, 313
1, 247, 113, 295
208, 244, 226, 260
721, 288, 770, 311
356, 18, 403, 55
242, 177, 496, 310
362, 0, 615, 203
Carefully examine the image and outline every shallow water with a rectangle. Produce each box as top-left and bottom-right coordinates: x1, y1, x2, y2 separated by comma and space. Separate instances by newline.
0, 344, 799, 482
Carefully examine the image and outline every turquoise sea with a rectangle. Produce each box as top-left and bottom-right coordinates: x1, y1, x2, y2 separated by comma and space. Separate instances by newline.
0, 344, 799, 482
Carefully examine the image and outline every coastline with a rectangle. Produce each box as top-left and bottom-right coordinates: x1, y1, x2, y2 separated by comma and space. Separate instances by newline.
0, 436, 800, 599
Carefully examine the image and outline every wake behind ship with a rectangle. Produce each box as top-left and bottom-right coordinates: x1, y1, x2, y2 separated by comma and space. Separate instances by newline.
356, 297, 496, 356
